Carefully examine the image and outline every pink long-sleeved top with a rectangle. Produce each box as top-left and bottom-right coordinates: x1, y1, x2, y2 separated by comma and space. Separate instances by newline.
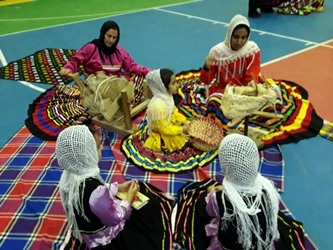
64, 43, 151, 80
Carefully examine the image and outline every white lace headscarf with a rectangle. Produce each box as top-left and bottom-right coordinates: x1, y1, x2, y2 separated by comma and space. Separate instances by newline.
56, 125, 103, 242
224, 14, 251, 50
146, 69, 175, 132
219, 134, 280, 250
209, 14, 259, 82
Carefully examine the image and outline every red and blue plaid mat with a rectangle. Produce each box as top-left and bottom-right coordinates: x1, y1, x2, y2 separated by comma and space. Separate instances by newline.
0, 126, 125, 250
0, 126, 318, 250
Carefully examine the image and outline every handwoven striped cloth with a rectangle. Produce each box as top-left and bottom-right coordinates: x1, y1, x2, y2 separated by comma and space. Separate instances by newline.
176, 70, 323, 149
0, 48, 84, 85
319, 121, 333, 141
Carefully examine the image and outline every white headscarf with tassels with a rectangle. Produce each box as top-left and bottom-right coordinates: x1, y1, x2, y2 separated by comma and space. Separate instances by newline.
208, 14, 260, 83
56, 125, 103, 242
219, 133, 280, 250
146, 69, 175, 133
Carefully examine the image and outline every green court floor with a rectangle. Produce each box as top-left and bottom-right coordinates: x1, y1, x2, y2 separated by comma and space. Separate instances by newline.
0, 0, 190, 35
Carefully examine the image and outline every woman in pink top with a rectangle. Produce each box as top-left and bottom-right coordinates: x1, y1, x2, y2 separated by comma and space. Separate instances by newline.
59, 20, 151, 80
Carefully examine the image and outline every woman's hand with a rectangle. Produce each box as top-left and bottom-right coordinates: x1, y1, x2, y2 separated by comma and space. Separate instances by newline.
59, 68, 73, 76
207, 185, 223, 193
182, 124, 190, 135
126, 181, 139, 204
118, 179, 139, 192
181, 120, 191, 126
204, 55, 215, 70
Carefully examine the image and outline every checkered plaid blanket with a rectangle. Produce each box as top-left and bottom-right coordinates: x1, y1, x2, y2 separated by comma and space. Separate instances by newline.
0, 126, 125, 249
0, 126, 317, 250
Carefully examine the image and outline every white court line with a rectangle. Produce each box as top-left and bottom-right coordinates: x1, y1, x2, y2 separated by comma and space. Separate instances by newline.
155, 8, 333, 49
16, 81, 46, 92
262, 38, 333, 66
0, 49, 46, 93
1, 1, 331, 93
0, 49, 6, 66
0, 0, 202, 37
0, 11, 138, 22
0, 1, 202, 94
0, 0, 202, 22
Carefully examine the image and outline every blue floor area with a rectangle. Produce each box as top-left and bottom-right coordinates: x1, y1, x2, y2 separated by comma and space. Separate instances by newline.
0, 0, 332, 248
280, 136, 333, 248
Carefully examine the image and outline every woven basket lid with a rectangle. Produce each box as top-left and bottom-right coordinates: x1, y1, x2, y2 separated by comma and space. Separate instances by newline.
189, 117, 224, 151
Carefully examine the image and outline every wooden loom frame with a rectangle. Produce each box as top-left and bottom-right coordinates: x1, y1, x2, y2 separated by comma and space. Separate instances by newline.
69, 73, 152, 136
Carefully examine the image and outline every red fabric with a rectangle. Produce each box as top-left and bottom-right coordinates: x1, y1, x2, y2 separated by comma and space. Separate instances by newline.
200, 50, 262, 94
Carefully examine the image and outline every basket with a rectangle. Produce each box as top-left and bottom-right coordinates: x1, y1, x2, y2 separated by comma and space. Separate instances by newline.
189, 117, 224, 152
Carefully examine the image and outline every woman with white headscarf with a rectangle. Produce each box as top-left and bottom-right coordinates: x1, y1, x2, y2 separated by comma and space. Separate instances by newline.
205, 133, 280, 250
57, 125, 173, 249
144, 68, 190, 153
172, 134, 280, 250
200, 14, 262, 95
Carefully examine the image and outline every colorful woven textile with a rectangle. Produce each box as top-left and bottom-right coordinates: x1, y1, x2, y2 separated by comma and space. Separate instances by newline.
0, 48, 83, 85
24, 75, 147, 141
122, 119, 218, 173
18, 50, 321, 147
277, 0, 313, 15
177, 69, 323, 149
319, 121, 333, 141
121, 68, 321, 174
121, 118, 284, 178
25, 84, 91, 141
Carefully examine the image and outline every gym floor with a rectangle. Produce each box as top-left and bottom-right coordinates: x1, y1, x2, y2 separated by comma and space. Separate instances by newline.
0, 0, 332, 249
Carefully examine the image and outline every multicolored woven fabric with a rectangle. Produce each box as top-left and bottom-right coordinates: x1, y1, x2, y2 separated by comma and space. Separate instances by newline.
25, 85, 91, 141
122, 119, 218, 173
176, 70, 323, 149
121, 118, 284, 178
0, 48, 83, 85
121, 69, 322, 174
25, 75, 147, 141
16, 51, 321, 146
319, 121, 333, 141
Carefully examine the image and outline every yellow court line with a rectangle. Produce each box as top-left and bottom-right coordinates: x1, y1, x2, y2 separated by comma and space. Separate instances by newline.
0, 0, 34, 7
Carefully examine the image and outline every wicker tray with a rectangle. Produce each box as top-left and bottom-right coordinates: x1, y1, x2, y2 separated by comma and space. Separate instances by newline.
189, 117, 224, 151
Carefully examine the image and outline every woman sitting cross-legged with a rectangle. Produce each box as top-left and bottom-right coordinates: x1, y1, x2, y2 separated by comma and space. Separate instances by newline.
56, 125, 173, 250
205, 133, 281, 250
173, 133, 281, 250
144, 68, 191, 153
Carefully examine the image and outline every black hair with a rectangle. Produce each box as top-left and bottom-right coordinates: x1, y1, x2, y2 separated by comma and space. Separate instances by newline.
159, 68, 174, 89
91, 20, 120, 57
232, 24, 250, 38
99, 21, 120, 49
86, 124, 103, 149
87, 124, 97, 136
